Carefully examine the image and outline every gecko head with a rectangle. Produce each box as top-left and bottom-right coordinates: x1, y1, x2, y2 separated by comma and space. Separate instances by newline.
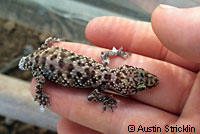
134, 68, 159, 90
145, 73, 159, 89
18, 56, 29, 70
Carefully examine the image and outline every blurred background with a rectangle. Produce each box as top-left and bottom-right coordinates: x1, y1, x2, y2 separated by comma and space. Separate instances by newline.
0, 0, 199, 133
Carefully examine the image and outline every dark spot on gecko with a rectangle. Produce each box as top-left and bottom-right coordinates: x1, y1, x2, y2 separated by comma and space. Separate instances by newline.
76, 71, 82, 77
50, 55, 57, 60
69, 52, 75, 56
70, 57, 76, 61
29, 61, 32, 66
102, 81, 107, 85
122, 70, 127, 75
115, 78, 121, 84
120, 76, 125, 79
77, 62, 82, 66
82, 63, 85, 66
36, 85, 42, 90
100, 69, 104, 72
84, 68, 89, 74
60, 52, 66, 58
82, 77, 88, 83
49, 64, 55, 72
111, 70, 115, 73
57, 71, 62, 77
58, 59, 64, 68
110, 81, 114, 86
41, 57, 46, 66
41, 57, 46, 68
25, 57, 29, 62
92, 78, 96, 84
87, 63, 92, 67
98, 75, 101, 79
70, 57, 79, 61
44, 50, 48, 54
68, 64, 74, 72
104, 74, 111, 80
90, 70, 95, 77
35, 55, 39, 63
77, 62, 85, 66
116, 72, 121, 77
33, 65, 37, 70
139, 71, 145, 77
67, 73, 71, 78
101, 68, 108, 72
127, 78, 130, 82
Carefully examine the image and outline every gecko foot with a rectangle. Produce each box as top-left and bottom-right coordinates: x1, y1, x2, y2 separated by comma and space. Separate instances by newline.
34, 93, 51, 108
117, 47, 132, 58
102, 95, 117, 112
88, 89, 117, 112
100, 46, 132, 66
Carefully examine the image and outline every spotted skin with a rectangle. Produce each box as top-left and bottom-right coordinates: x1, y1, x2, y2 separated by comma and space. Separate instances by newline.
18, 37, 159, 112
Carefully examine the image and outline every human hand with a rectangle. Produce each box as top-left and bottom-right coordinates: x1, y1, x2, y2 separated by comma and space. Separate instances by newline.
31, 5, 200, 134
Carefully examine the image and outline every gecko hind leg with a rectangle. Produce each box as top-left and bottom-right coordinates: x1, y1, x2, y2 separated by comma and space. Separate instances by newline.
100, 47, 132, 66
39, 37, 67, 50
33, 72, 50, 107
88, 89, 117, 112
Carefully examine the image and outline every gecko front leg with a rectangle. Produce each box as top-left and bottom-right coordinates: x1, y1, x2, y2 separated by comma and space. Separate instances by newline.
88, 89, 117, 112
100, 47, 132, 66
32, 71, 50, 107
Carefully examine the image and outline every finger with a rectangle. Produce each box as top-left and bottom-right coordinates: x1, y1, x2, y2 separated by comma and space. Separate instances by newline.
31, 80, 177, 134
151, 5, 200, 63
174, 73, 200, 133
31, 42, 195, 114
57, 118, 101, 134
85, 16, 199, 72
178, 72, 200, 130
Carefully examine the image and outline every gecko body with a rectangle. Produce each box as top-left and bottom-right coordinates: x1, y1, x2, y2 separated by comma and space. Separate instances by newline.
19, 37, 158, 112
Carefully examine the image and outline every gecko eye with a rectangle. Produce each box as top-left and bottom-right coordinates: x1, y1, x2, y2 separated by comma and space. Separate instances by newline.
18, 56, 28, 70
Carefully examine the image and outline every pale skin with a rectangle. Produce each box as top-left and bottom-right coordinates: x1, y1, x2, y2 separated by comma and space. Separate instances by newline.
30, 5, 200, 134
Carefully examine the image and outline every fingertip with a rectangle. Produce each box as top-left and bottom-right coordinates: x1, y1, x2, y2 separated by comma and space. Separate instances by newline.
85, 16, 109, 46
85, 17, 100, 44
151, 5, 200, 62
151, 5, 179, 36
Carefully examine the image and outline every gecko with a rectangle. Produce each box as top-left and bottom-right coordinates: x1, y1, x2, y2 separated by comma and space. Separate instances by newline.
18, 37, 159, 112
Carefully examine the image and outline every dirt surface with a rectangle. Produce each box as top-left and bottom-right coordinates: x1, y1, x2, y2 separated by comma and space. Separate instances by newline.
0, 18, 57, 134
0, 116, 56, 134
0, 18, 52, 81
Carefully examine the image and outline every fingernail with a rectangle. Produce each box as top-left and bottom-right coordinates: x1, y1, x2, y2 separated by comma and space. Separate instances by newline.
159, 4, 177, 9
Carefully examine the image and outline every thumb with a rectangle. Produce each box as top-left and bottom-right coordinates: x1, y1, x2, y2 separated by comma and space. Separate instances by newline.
151, 5, 200, 63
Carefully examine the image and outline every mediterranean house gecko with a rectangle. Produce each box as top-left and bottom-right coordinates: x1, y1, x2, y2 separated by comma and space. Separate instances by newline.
18, 37, 159, 112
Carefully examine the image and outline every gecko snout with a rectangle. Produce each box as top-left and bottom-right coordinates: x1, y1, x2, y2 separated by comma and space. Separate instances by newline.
146, 73, 159, 88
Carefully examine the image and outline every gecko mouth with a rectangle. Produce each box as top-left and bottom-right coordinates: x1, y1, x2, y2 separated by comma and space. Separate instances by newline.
18, 56, 27, 70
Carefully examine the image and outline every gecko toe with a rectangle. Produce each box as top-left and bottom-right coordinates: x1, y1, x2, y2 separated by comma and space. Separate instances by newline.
34, 93, 51, 108
102, 96, 117, 112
